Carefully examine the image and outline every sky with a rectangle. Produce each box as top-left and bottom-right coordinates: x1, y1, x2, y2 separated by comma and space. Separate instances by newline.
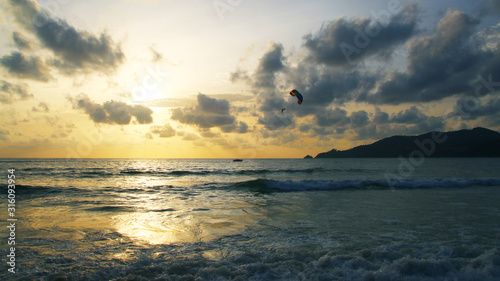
0, 0, 499, 158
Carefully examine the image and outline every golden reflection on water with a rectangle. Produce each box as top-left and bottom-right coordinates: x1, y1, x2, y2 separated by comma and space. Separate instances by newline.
19, 194, 266, 250
113, 202, 261, 245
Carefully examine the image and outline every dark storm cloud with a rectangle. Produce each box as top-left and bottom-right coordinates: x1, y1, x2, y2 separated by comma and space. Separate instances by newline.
363, 10, 494, 104
350, 110, 369, 128
69, 94, 153, 125
287, 65, 378, 113
254, 42, 285, 89
315, 108, 349, 127
494, 0, 500, 13
303, 4, 417, 66
478, 44, 500, 91
477, 0, 500, 16
406, 10, 480, 87
296, 8, 499, 108
388, 106, 426, 124
373, 108, 389, 124
230, 5, 499, 142
171, 93, 247, 133
377, 107, 444, 131
0, 51, 52, 81
0, 80, 33, 104
8, 0, 124, 74
351, 113, 445, 141
453, 97, 500, 122
259, 97, 287, 113
307, 104, 445, 141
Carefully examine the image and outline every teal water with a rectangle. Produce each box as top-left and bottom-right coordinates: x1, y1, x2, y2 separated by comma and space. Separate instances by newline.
1, 158, 499, 280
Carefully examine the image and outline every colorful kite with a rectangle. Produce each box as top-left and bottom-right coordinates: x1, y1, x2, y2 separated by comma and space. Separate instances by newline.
290, 90, 303, 104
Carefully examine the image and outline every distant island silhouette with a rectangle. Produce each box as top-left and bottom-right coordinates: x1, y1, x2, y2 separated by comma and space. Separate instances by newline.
310, 127, 500, 158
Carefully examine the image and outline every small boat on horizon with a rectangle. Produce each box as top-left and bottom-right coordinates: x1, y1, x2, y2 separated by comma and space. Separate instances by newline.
232, 159, 243, 162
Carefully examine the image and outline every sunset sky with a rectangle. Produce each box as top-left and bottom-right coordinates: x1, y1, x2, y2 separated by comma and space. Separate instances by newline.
1, 0, 499, 158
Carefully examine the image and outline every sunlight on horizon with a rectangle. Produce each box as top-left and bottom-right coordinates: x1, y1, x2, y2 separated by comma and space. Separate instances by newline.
1, 0, 499, 159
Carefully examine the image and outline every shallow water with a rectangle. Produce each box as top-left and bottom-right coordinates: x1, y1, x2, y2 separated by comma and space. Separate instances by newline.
1, 158, 500, 280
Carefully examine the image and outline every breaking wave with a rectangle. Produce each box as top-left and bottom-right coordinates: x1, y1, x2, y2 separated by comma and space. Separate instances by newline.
232, 178, 500, 192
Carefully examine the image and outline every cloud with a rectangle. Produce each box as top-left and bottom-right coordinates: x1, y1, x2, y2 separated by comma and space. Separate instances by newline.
172, 108, 235, 128
69, 94, 153, 125
0, 129, 9, 141
373, 108, 389, 124
228, 5, 499, 143
150, 124, 176, 138
130, 104, 154, 124
231, 43, 286, 91
315, 108, 349, 127
150, 46, 163, 62
388, 106, 426, 124
197, 93, 231, 115
363, 10, 493, 104
254, 42, 286, 89
258, 114, 293, 131
8, 0, 124, 74
32, 102, 50, 112
102, 101, 133, 125
493, 0, 500, 14
287, 65, 378, 112
350, 110, 369, 128
305, 104, 445, 141
478, 0, 500, 16
171, 93, 247, 133
42, 115, 75, 139
303, 4, 418, 66
236, 121, 249, 134
0, 51, 52, 81
177, 131, 200, 141
453, 97, 500, 123
0, 80, 33, 104
12, 31, 31, 50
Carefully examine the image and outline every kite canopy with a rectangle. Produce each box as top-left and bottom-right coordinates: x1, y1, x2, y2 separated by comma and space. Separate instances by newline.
290, 89, 303, 104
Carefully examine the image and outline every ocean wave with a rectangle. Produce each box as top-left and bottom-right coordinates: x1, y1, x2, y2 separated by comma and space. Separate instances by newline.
7, 184, 83, 196
15, 167, 343, 178
6, 240, 499, 281
232, 178, 500, 192
84, 206, 136, 212
115, 168, 325, 176
234, 168, 322, 175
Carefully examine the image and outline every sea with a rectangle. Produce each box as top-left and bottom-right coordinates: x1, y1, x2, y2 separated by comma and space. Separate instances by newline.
1, 158, 500, 280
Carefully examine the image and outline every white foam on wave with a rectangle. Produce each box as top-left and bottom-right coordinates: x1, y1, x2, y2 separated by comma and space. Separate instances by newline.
9, 239, 498, 280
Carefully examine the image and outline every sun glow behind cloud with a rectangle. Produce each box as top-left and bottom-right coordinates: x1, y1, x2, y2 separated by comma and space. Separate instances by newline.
1, 0, 499, 158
